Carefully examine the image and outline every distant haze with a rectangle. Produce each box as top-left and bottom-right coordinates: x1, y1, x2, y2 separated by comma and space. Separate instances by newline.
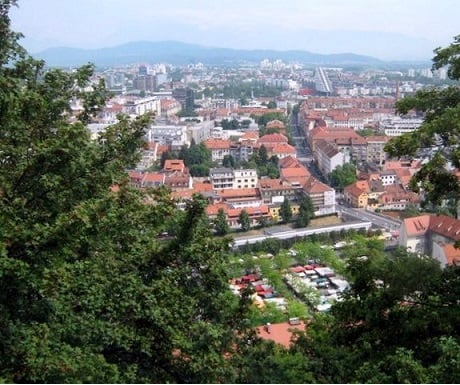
10, 0, 458, 61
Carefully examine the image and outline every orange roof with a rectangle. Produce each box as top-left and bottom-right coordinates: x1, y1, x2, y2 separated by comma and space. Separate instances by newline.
403, 215, 431, 237
156, 144, 170, 157
240, 131, 259, 141
258, 133, 288, 144
255, 321, 307, 348
344, 183, 367, 198
216, 188, 260, 199
143, 172, 165, 184
281, 167, 311, 179
259, 178, 293, 190
171, 190, 195, 200
204, 138, 232, 150
226, 205, 269, 218
270, 143, 296, 155
163, 159, 185, 172
429, 215, 460, 241
206, 203, 228, 216
279, 155, 302, 169
303, 177, 333, 194
442, 243, 460, 265
193, 181, 214, 192
266, 119, 286, 128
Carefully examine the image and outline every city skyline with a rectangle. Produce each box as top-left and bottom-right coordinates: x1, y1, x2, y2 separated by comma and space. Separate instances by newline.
10, 0, 459, 61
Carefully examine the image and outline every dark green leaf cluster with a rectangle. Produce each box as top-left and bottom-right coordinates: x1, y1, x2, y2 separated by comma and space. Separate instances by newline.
328, 163, 357, 191
384, 34, 460, 206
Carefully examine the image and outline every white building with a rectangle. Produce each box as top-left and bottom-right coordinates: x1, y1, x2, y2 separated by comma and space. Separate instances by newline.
233, 169, 258, 189
145, 125, 189, 149
122, 96, 161, 117
381, 117, 423, 137
209, 168, 258, 190
315, 140, 350, 176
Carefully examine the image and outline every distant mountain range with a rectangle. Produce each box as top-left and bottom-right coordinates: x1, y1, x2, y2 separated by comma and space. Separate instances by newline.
34, 40, 427, 68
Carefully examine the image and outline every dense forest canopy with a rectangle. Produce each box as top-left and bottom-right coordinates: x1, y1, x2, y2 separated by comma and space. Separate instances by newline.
1, 1, 460, 382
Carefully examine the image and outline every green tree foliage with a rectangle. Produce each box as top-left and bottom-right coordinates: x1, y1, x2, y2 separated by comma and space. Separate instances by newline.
328, 163, 357, 191
251, 146, 279, 179
253, 112, 286, 127
220, 118, 240, 130
214, 208, 229, 236
222, 154, 235, 168
179, 141, 212, 177
238, 209, 251, 232
160, 149, 178, 168
384, 34, 460, 205
356, 127, 375, 137
295, 195, 315, 228
279, 197, 293, 223
0, 4, 252, 382
266, 100, 277, 109
258, 144, 269, 164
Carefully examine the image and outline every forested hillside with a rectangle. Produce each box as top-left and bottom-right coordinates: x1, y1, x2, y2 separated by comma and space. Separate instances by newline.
1, 1, 459, 383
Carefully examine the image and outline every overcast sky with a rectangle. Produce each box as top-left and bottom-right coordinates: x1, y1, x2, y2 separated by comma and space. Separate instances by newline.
9, 0, 459, 61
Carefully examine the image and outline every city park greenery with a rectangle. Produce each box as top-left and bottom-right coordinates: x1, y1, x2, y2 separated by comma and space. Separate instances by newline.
1, 2, 460, 382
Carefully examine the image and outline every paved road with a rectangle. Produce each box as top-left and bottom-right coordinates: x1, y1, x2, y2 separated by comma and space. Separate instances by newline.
338, 204, 401, 231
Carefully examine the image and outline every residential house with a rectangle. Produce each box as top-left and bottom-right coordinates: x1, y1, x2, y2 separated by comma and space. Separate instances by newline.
366, 136, 389, 166
344, 181, 369, 208
128, 171, 165, 189
203, 138, 231, 164
209, 167, 234, 190
258, 133, 289, 147
209, 167, 258, 190
268, 143, 297, 160
227, 205, 271, 229
233, 168, 258, 189
303, 177, 336, 216
315, 139, 350, 176
164, 171, 192, 192
163, 159, 186, 173
378, 184, 420, 211
266, 119, 286, 133
399, 214, 460, 267
259, 178, 304, 205
380, 169, 398, 186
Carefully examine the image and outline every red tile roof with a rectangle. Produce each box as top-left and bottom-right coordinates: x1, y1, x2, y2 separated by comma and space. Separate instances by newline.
270, 143, 296, 155
402, 215, 433, 237
163, 159, 185, 173
255, 321, 307, 348
204, 138, 231, 150
258, 133, 289, 144
442, 243, 460, 265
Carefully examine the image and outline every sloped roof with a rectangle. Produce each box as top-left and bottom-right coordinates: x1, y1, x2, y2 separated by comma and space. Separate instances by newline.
441, 243, 460, 265
258, 133, 288, 144
403, 215, 431, 237
429, 215, 460, 241
281, 167, 311, 179
255, 321, 306, 348
266, 119, 286, 128
163, 159, 185, 172
204, 138, 232, 150
271, 143, 296, 155
303, 177, 333, 194
344, 183, 367, 198
216, 188, 261, 200
279, 155, 302, 169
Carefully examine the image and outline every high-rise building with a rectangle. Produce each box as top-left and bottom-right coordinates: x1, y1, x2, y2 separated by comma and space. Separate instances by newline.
172, 87, 195, 111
